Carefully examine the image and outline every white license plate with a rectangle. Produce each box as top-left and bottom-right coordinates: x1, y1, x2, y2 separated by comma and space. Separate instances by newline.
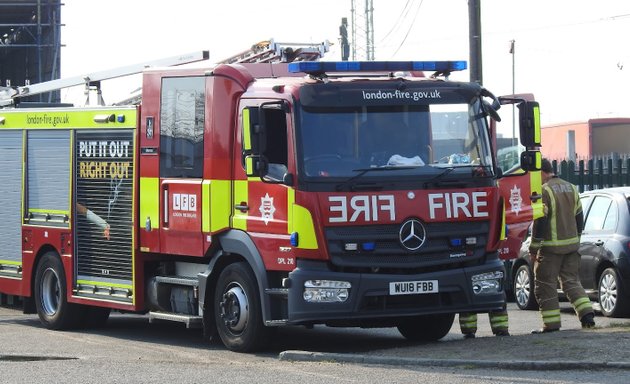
389, 280, 439, 295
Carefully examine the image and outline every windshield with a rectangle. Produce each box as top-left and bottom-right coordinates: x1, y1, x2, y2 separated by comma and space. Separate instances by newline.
297, 101, 494, 180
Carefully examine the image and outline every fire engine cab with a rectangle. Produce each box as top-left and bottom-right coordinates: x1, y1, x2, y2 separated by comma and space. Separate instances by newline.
0, 42, 542, 352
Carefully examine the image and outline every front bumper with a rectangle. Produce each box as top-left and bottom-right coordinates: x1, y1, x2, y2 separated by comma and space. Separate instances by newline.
286, 258, 506, 325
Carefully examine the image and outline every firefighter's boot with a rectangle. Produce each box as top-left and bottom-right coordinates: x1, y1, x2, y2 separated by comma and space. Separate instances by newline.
581, 313, 595, 329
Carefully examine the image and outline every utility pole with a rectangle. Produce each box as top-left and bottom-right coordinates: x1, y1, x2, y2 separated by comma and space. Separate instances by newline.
468, 0, 482, 84
510, 39, 516, 146
349, 0, 375, 61
365, 0, 375, 60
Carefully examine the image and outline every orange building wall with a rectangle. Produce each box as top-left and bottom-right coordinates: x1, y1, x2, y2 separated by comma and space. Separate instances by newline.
540, 122, 590, 161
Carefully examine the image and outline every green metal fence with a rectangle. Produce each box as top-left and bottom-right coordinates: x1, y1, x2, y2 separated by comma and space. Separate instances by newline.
551, 158, 630, 193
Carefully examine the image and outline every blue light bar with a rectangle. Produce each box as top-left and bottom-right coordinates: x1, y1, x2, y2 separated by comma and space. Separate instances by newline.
362, 242, 376, 251
288, 60, 467, 75
450, 238, 463, 247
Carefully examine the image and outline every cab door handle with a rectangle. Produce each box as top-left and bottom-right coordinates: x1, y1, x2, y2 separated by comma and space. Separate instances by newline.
235, 203, 249, 213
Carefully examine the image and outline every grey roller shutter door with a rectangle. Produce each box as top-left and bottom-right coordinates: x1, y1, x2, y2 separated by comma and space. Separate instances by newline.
0, 130, 23, 263
27, 130, 70, 222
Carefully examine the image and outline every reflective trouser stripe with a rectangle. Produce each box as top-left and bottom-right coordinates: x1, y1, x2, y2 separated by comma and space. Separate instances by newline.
459, 313, 477, 333
489, 312, 509, 332
541, 308, 561, 329
572, 296, 593, 318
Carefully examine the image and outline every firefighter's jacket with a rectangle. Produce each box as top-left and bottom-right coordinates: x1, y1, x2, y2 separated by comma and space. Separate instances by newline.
529, 176, 584, 255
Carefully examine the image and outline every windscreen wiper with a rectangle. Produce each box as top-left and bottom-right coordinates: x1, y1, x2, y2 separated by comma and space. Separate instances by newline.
335, 166, 417, 191
423, 165, 493, 188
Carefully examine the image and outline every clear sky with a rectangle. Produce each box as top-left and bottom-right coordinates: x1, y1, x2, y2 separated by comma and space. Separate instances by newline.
60, 0, 630, 131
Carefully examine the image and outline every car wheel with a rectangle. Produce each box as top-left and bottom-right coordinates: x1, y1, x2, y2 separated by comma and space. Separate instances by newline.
598, 268, 629, 318
513, 264, 538, 310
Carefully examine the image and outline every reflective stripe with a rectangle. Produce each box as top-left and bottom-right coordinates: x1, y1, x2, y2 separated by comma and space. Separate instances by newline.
573, 187, 581, 215
202, 181, 211, 233
459, 314, 477, 323
530, 169, 544, 220
541, 308, 561, 325
541, 184, 580, 248
140, 177, 160, 230
573, 297, 592, 313
533, 105, 541, 144
542, 236, 581, 247
0, 108, 137, 129
207, 179, 231, 233
232, 180, 248, 230
500, 203, 506, 240
76, 279, 132, 290
490, 315, 508, 325
290, 203, 318, 249
242, 108, 252, 151
459, 313, 477, 333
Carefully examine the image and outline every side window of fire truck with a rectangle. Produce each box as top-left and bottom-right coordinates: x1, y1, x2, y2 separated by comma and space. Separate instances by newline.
159, 77, 205, 178
262, 107, 288, 168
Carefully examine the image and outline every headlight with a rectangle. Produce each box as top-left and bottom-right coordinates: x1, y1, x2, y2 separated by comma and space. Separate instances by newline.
303, 280, 351, 303
471, 271, 504, 295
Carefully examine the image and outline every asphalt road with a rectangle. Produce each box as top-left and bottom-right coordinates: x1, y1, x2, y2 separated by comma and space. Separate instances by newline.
2, 302, 630, 384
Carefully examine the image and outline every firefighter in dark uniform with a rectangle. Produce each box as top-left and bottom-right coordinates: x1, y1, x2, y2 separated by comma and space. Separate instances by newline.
459, 310, 509, 338
528, 159, 595, 333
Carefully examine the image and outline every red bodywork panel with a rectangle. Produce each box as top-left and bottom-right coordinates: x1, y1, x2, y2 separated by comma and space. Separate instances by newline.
498, 172, 538, 260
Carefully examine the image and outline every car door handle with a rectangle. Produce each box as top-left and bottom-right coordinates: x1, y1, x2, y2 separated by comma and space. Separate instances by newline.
594, 240, 604, 246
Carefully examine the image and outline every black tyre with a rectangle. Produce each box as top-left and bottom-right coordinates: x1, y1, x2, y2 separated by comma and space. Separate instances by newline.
397, 312, 455, 341
513, 264, 538, 310
34, 251, 85, 330
214, 262, 273, 352
598, 268, 629, 318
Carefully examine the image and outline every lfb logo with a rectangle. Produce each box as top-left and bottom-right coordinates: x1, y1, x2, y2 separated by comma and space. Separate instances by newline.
173, 193, 197, 212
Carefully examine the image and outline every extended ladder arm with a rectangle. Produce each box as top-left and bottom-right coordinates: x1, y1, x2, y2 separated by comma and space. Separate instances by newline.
1, 51, 209, 107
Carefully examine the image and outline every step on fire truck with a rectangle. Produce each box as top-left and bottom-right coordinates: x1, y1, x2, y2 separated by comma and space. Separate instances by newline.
0, 39, 543, 352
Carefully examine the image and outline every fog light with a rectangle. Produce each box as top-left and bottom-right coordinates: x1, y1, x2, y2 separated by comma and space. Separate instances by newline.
303, 280, 351, 303
471, 271, 503, 295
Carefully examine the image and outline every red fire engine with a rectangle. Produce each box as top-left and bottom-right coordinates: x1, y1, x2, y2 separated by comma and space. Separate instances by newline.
0, 40, 542, 352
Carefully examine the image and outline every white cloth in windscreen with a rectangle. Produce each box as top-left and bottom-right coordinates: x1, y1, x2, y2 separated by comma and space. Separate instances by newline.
387, 154, 425, 166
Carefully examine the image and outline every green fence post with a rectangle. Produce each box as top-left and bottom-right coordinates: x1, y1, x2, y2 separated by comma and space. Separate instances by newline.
578, 160, 585, 193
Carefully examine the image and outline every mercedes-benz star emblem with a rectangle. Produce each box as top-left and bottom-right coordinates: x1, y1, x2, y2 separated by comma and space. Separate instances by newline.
399, 219, 426, 251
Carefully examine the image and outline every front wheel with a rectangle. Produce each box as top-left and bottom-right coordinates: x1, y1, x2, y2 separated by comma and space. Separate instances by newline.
214, 262, 273, 352
598, 268, 629, 317
397, 313, 455, 341
34, 251, 84, 330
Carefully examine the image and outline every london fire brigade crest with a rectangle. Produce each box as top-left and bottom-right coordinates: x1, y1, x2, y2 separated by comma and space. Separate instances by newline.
260, 193, 276, 225
509, 185, 523, 215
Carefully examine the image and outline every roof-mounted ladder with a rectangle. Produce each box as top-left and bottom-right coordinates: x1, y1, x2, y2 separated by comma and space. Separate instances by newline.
217, 39, 330, 64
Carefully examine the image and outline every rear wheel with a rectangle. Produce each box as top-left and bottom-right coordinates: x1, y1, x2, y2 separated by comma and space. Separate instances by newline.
397, 313, 455, 341
34, 251, 84, 329
514, 264, 538, 310
598, 268, 629, 317
214, 262, 273, 352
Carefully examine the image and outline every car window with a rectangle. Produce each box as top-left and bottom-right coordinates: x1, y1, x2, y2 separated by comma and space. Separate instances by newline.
602, 199, 618, 231
580, 195, 593, 214
583, 196, 612, 232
